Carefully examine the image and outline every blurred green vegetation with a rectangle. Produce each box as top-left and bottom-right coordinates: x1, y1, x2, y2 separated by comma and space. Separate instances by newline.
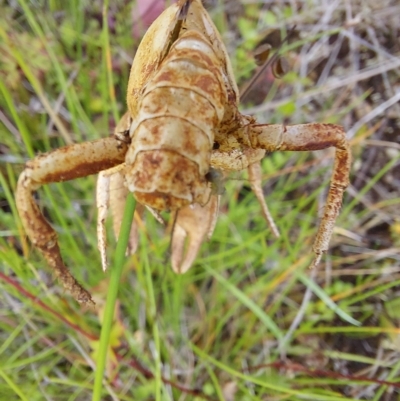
1, 1, 399, 400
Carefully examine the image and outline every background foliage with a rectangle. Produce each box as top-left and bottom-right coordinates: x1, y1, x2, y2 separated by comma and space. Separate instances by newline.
1, 0, 400, 399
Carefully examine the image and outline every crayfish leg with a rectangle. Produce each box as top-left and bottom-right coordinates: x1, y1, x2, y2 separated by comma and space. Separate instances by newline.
16, 136, 129, 305
243, 122, 351, 268
97, 166, 144, 272
247, 161, 280, 238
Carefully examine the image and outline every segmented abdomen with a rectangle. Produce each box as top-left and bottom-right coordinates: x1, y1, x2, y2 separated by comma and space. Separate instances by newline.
125, 30, 226, 210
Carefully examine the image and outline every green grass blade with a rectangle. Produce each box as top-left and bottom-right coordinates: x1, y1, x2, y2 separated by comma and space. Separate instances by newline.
92, 194, 136, 401
203, 264, 284, 340
140, 230, 162, 401
0, 369, 29, 401
298, 271, 360, 326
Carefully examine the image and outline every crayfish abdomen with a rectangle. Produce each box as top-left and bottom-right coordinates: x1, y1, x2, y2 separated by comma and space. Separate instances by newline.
125, 30, 226, 210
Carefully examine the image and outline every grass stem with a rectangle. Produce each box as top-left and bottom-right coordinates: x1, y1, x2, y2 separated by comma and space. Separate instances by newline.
92, 194, 136, 401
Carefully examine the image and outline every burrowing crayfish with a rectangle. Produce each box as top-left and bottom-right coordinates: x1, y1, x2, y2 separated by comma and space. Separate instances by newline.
16, 0, 351, 304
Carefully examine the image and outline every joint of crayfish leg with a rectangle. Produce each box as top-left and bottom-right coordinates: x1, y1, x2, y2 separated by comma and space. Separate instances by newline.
331, 182, 349, 193
335, 138, 351, 153
243, 124, 285, 152
76, 290, 95, 306
309, 253, 323, 270
235, 126, 253, 148
113, 132, 131, 145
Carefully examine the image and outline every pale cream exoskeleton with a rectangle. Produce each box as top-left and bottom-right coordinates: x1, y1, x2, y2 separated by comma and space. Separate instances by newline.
16, 0, 351, 304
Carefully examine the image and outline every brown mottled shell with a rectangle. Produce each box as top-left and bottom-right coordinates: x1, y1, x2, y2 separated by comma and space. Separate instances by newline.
125, 0, 235, 211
